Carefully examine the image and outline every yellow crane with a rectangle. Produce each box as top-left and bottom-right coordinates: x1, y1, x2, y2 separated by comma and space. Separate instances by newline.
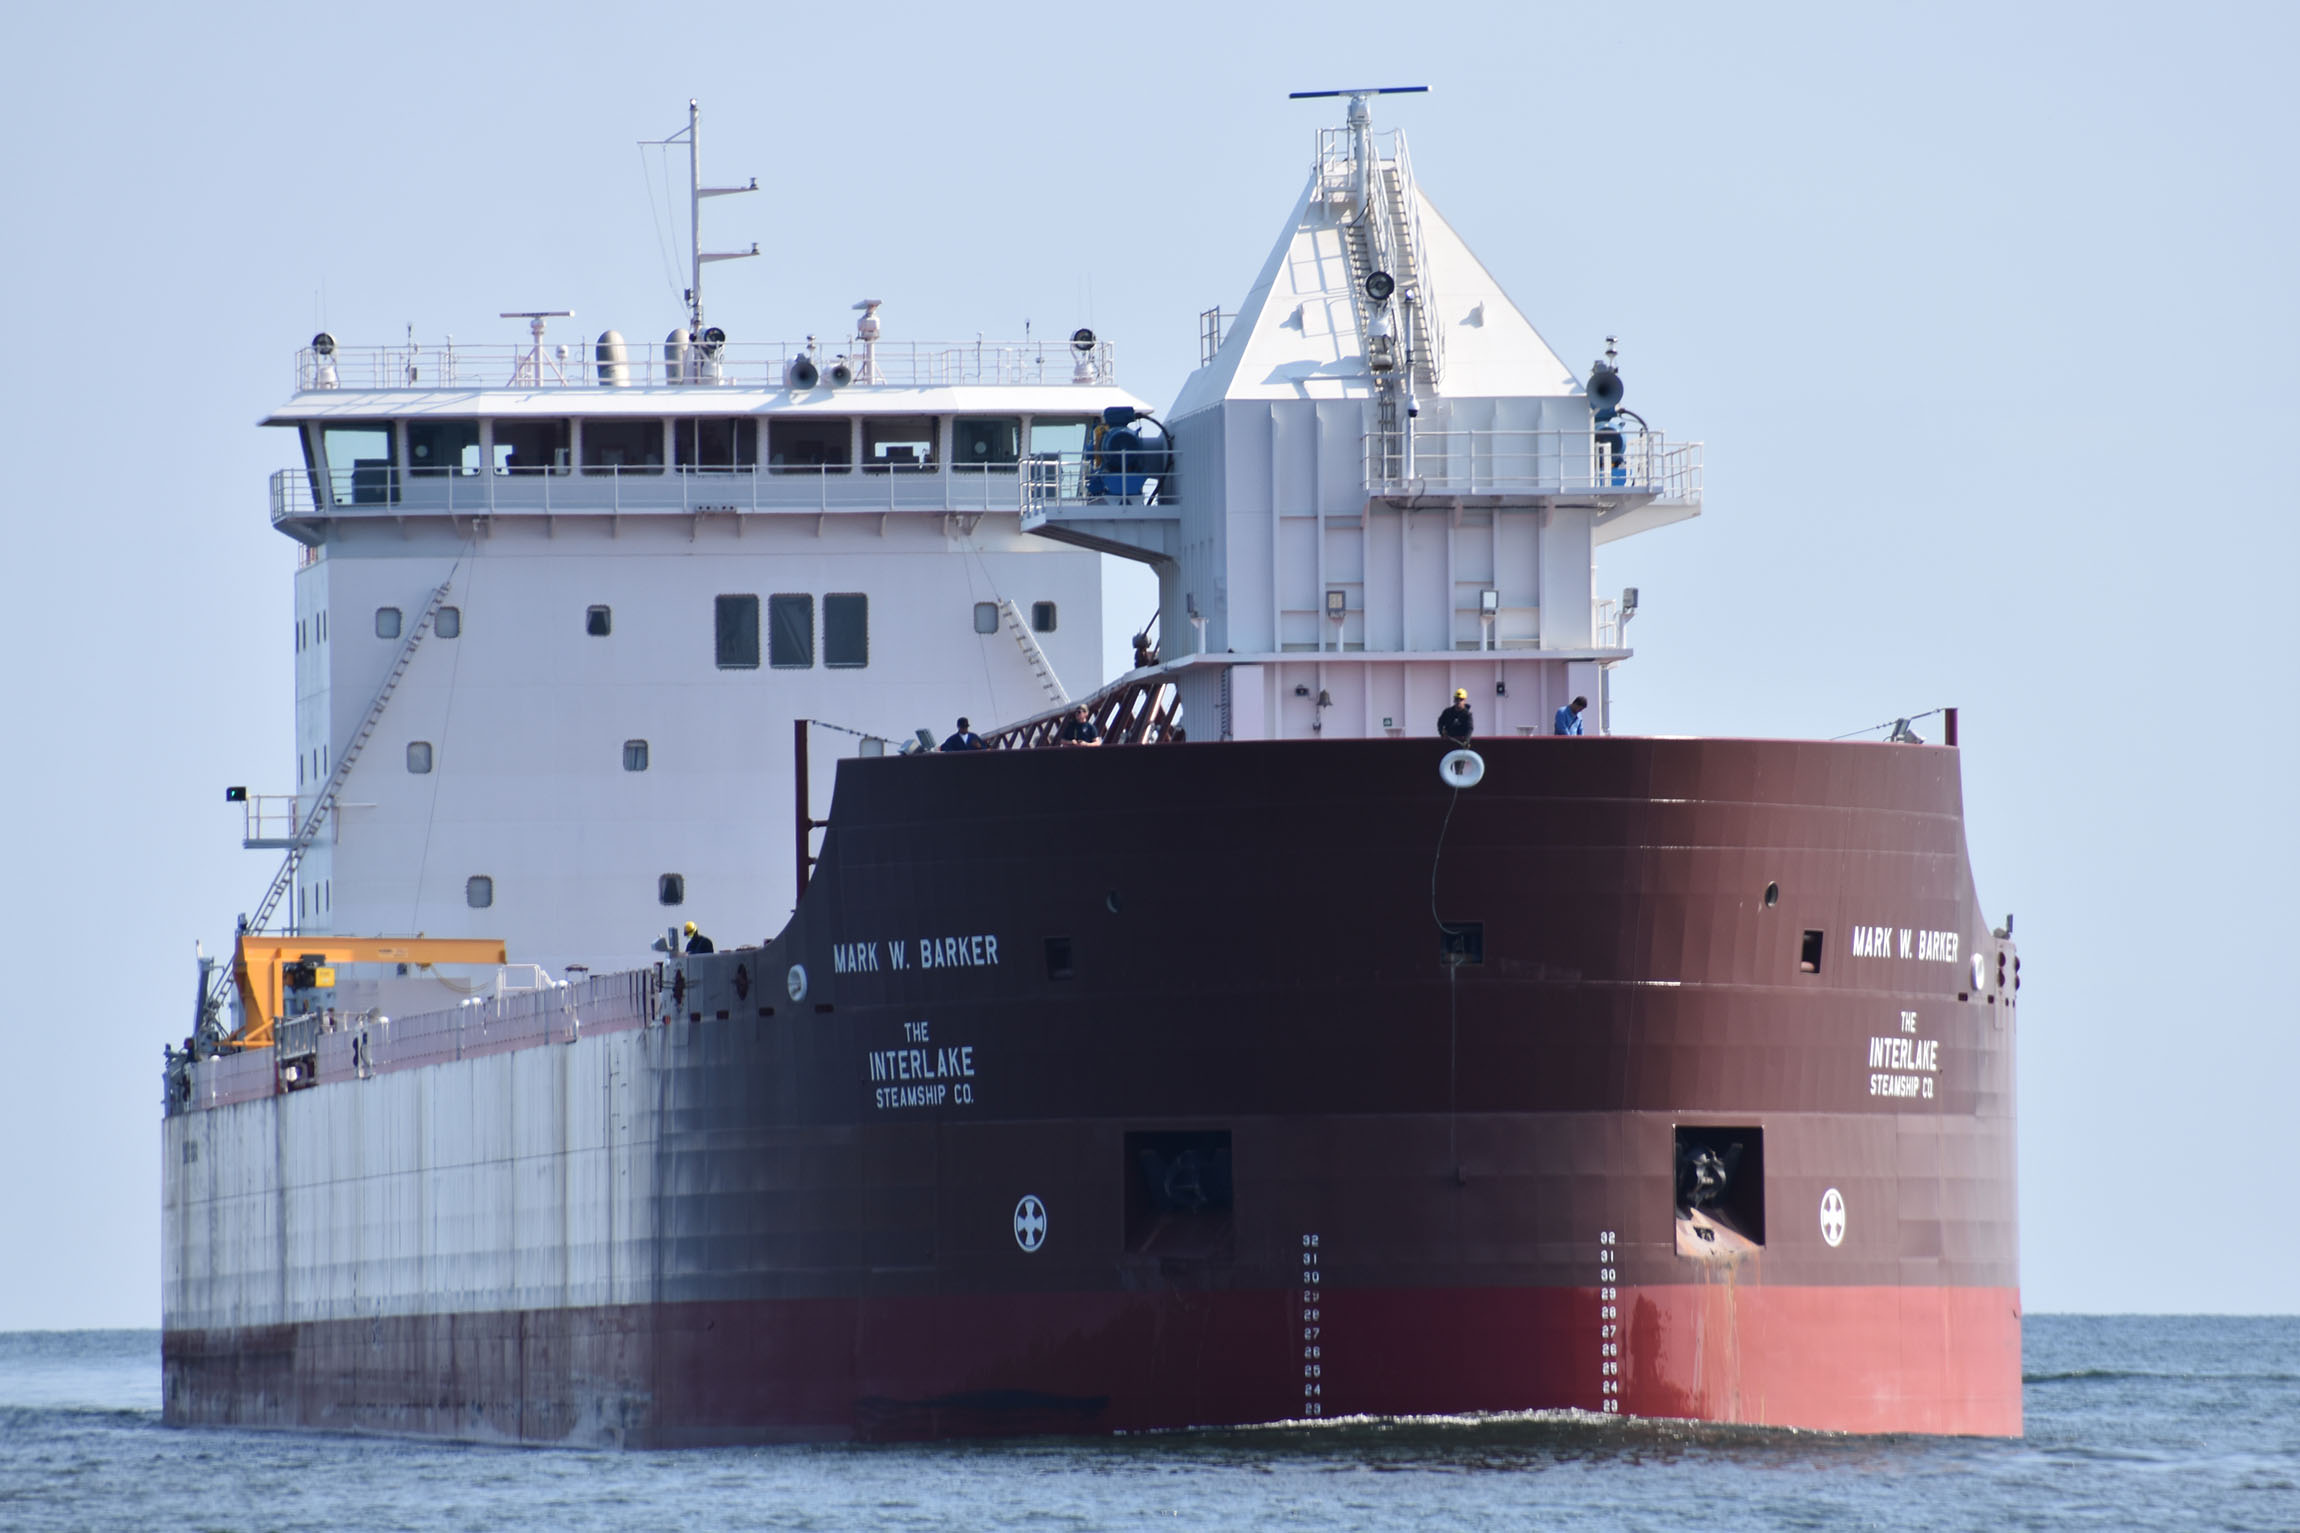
227, 935, 508, 1049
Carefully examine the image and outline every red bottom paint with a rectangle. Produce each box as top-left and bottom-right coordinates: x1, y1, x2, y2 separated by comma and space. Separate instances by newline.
165, 1282, 2019, 1444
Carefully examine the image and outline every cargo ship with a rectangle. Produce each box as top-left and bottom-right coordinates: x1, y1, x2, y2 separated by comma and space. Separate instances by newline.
161, 94, 2021, 1443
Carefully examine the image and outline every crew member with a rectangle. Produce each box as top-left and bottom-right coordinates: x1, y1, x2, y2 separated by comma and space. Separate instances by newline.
682, 921, 715, 954
1438, 688, 1474, 743
1059, 704, 1102, 746
941, 716, 985, 751
1553, 696, 1588, 736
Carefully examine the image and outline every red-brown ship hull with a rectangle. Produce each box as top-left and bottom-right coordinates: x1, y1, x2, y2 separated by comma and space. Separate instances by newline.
163, 736, 2021, 1442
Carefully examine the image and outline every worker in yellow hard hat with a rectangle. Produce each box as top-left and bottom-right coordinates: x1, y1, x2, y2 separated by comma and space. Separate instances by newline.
683, 920, 715, 955
1438, 687, 1475, 743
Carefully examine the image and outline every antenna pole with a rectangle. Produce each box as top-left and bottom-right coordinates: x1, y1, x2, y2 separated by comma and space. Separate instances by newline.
689, 99, 703, 334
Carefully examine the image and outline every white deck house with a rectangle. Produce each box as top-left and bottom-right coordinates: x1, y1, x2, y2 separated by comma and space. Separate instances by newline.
1030, 94, 1701, 743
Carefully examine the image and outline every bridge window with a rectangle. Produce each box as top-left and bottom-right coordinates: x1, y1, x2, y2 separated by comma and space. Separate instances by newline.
581, 418, 664, 475
375, 607, 402, 639
434, 606, 460, 638
863, 415, 938, 473
715, 595, 760, 669
466, 875, 494, 909
677, 417, 757, 472
492, 418, 570, 475
322, 421, 397, 505
767, 417, 850, 474
973, 602, 998, 635
952, 416, 1020, 471
623, 739, 649, 772
769, 594, 814, 669
587, 605, 612, 636
408, 419, 480, 477
1030, 601, 1057, 633
406, 741, 433, 774
824, 594, 868, 669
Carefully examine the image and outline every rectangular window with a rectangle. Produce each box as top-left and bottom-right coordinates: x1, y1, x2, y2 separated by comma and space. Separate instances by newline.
491, 419, 571, 475
1800, 930, 1824, 974
322, 422, 397, 506
434, 605, 460, 638
1030, 601, 1057, 633
407, 419, 480, 477
676, 417, 758, 472
587, 605, 612, 636
1044, 935, 1074, 981
406, 741, 433, 774
973, 601, 999, 635
658, 873, 685, 906
375, 607, 402, 639
623, 739, 649, 772
951, 416, 1021, 471
862, 415, 938, 473
580, 418, 664, 475
769, 594, 814, 669
466, 875, 494, 909
1028, 416, 1094, 499
715, 595, 760, 669
767, 417, 851, 474
824, 593, 868, 669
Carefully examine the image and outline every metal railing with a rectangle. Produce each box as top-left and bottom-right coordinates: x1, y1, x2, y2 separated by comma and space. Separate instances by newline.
1364, 430, 1703, 501
1200, 309, 1234, 367
297, 336, 1117, 393
274, 452, 1175, 523
240, 794, 306, 846
980, 666, 1184, 749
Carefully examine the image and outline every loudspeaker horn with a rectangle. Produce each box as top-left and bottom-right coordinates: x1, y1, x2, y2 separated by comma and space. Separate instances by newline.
1586, 360, 1625, 415
786, 354, 820, 389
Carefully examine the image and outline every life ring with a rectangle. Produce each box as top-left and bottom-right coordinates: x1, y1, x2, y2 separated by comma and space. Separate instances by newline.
1438, 749, 1486, 789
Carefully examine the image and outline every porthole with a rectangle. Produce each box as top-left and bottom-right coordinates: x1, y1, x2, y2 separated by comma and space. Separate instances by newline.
1763, 881, 1779, 908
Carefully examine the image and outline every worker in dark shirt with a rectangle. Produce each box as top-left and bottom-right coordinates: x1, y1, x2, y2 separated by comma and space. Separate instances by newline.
1438, 688, 1474, 743
682, 921, 715, 954
1059, 705, 1102, 746
940, 716, 985, 751
1553, 696, 1588, 736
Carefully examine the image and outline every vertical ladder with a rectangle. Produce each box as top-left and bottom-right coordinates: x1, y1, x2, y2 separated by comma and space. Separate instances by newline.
999, 598, 1069, 708
242, 579, 453, 938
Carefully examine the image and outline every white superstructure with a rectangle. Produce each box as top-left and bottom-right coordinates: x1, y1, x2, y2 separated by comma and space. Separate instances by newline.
231, 93, 1700, 989
1032, 91, 1702, 744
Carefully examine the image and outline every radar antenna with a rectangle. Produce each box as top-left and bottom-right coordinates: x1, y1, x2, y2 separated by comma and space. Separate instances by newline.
643, 100, 759, 334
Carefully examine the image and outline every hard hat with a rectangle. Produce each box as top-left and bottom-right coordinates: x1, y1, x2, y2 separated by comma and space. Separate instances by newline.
683, 921, 697, 936
1454, 688, 1468, 701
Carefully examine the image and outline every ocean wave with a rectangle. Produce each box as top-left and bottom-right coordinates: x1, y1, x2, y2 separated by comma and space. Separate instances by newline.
2023, 1368, 2300, 1384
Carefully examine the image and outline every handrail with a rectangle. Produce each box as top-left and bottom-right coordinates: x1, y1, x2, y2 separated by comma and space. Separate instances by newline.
273, 451, 1174, 524
979, 666, 1184, 750
1364, 430, 1703, 501
297, 336, 1117, 393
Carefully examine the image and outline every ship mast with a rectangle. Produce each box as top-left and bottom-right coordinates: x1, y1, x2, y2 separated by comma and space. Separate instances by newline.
647, 100, 760, 334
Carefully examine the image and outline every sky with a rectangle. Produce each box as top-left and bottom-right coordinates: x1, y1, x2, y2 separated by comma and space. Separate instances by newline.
0, 0, 2292, 1325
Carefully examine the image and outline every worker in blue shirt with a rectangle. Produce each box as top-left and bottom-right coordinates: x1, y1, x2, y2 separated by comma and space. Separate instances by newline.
1553, 696, 1588, 735
940, 717, 985, 751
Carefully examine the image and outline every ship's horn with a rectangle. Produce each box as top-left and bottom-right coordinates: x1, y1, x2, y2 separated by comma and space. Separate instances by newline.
786, 354, 820, 389
1587, 361, 1625, 415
